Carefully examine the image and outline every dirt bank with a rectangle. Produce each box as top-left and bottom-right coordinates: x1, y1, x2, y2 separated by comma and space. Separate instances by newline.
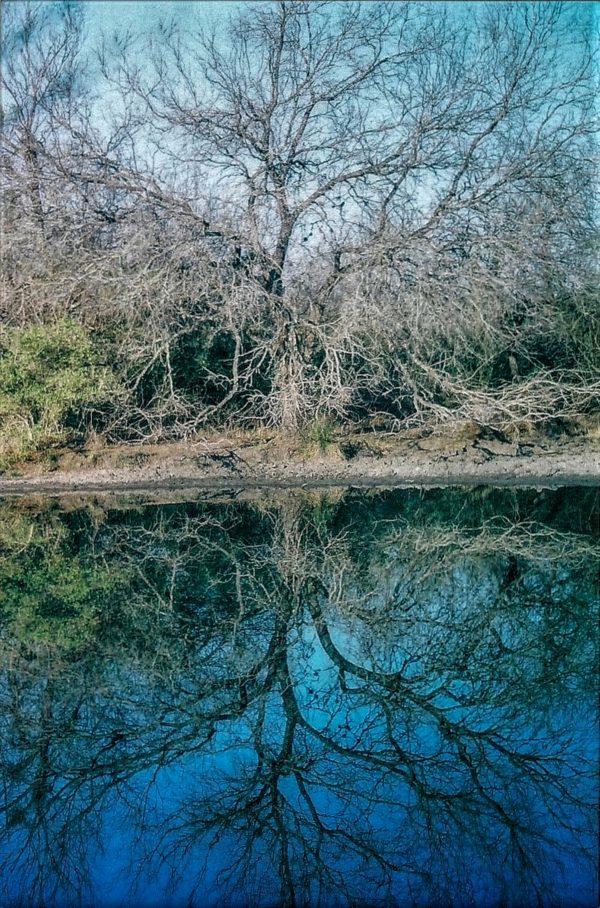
0, 425, 598, 497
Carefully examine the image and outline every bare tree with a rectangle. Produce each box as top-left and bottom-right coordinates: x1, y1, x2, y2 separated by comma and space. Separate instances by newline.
103, 0, 597, 427
1, 1, 597, 438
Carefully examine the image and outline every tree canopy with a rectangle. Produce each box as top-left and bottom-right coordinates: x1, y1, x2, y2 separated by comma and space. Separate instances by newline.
1, 1, 598, 444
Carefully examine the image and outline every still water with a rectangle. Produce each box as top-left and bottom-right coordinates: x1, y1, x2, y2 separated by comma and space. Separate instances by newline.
0, 485, 597, 908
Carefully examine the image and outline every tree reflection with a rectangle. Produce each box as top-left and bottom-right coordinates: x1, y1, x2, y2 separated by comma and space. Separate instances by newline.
0, 489, 597, 907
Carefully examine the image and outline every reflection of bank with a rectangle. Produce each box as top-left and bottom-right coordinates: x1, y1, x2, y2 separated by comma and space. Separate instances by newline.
0, 487, 597, 907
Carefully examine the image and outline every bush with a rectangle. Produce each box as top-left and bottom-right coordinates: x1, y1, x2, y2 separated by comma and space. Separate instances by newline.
301, 417, 337, 453
0, 319, 122, 468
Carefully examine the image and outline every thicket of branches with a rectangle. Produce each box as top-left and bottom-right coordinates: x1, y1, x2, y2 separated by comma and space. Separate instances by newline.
1, 1, 598, 453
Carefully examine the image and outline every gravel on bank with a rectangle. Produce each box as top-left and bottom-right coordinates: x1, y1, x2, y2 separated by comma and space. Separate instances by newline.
0, 430, 598, 497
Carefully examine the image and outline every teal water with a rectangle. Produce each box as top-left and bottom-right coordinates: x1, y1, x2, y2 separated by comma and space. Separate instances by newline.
0, 486, 598, 907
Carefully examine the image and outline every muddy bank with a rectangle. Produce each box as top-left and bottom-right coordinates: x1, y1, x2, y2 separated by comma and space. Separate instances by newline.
0, 427, 598, 497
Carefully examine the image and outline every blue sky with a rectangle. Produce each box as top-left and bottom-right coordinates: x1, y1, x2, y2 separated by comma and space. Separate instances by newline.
81, 0, 598, 38
83, 0, 238, 38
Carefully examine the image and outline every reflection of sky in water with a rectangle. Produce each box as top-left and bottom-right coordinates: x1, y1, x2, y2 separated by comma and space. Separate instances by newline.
0, 489, 597, 907
6, 670, 596, 904
44, 679, 598, 907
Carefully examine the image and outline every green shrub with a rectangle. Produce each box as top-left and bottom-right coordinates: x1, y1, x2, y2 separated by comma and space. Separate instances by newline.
302, 417, 337, 453
0, 319, 122, 468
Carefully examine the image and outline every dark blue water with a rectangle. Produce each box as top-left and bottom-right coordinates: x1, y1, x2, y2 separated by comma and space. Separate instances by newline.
0, 486, 598, 907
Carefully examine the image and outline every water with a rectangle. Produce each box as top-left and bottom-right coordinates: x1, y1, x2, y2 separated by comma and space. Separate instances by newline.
0, 486, 598, 908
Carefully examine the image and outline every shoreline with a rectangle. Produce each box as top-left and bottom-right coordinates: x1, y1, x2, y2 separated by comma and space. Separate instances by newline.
0, 430, 597, 497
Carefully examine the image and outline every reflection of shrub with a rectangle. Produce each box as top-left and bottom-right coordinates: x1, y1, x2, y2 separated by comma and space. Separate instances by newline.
0, 320, 122, 467
0, 549, 115, 653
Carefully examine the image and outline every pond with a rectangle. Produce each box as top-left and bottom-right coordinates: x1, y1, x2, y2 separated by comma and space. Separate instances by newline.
0, 485, 598, 907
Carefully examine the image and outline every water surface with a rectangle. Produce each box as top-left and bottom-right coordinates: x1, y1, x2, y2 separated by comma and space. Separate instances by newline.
0, 486, 598, 907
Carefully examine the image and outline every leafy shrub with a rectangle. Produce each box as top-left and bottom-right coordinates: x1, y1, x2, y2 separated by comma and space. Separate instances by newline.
301, 417, 337, 453
0, 319, 122, 468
